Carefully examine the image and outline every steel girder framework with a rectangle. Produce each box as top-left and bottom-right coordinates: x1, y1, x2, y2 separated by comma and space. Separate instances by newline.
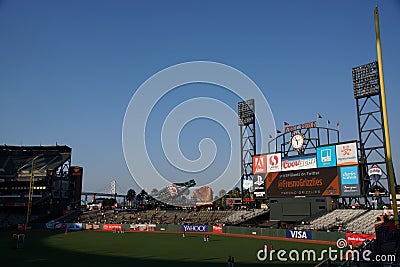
238, 99, 256, 200
353, 61, 392, 207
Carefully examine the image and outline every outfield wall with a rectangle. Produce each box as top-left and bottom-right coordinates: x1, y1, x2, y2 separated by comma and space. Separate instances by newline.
225, 226, 344, 242
156, 224, 181, 232
225, 226, 285, 237
79, 223, 344, 242
312, 230, 344, 242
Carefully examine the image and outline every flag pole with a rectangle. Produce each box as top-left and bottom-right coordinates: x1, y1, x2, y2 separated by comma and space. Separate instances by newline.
374, 6, 399, 228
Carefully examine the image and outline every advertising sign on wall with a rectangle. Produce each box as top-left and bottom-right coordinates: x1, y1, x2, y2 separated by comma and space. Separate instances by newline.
266, 153, 281, 173
181, 224, 208, 232
253, 155, 267, 174
336, 142, 358, 166
316, 145, 337, 168
130, 224, 156, 231
286, 229, 312, 239
212, 225, 223, 233
103, 224, 122, 231
281, 155, 317, 172
346, 233, 375, 246
340, 166, 359, 184
266, 167, 339, 197
253, 173, 266, 199
340, 165, 361, 197
46, 222, 83, 231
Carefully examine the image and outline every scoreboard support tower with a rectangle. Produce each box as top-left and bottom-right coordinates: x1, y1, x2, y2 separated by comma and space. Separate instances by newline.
238, 99, 256, 201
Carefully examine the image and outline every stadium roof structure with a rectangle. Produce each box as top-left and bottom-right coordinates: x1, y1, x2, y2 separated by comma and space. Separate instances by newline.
0, 145, 72, 180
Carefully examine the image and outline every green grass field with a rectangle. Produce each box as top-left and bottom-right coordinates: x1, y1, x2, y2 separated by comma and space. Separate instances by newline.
1, 230, 339, 266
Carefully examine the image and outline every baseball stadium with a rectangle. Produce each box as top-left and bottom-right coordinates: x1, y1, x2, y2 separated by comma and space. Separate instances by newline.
1, 5, 400, 267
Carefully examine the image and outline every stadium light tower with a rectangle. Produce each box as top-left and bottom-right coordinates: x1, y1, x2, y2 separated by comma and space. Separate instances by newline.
352, 61, 387, 204
238, 99, 256, 201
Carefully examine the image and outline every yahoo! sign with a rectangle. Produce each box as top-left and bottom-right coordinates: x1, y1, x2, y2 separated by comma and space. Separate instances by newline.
181, 224, 208, 232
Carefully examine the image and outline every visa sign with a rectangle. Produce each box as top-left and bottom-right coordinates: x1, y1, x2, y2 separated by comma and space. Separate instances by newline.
286, 229, 312, 239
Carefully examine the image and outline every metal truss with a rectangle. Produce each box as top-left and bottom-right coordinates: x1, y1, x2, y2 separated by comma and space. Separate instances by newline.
268, 126, 339, 157
238, 99, 256, 200
353, 61, 391, 207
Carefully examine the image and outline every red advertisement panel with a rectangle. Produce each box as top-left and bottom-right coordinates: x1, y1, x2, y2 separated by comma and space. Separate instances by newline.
253, 155, 266, 174
212, 225, 223, 233
102, 224, 122, 231
346, 233, 375, 246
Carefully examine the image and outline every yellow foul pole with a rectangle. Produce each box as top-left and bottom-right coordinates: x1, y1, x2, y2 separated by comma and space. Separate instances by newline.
374, 6, 399, 228
25, 159, 35, 230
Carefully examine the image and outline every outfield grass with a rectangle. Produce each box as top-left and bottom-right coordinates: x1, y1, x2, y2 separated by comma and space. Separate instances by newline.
1, 230, 340, 266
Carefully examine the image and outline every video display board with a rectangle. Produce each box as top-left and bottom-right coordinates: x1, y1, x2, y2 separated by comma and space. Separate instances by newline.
266, 167, 339, 197
252, 142, 360, 198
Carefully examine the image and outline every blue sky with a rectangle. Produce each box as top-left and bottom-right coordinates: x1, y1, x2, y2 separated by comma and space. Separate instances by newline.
1, 0, 399, 194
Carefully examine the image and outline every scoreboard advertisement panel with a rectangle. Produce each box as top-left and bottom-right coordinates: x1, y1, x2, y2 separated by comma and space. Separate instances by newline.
281, 155, 317, 172
336, 142, 358, 166
266, 167, 339, 197
253, 155, 266, 174
266, 153, 281, 172
252, 142, 360, 198
253, 173, 266, 198
316, 145, 337, 168
340, 165, 361, 196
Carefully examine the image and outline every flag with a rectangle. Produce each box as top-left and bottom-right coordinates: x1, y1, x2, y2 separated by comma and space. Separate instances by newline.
327, 120, 330, 124
317, 114, 322, 118
276, 129, 281, 133
284, 121, 289, 126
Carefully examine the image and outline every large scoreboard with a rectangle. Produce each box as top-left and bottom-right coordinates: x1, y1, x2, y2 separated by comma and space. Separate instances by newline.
252, 142, 360, 198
